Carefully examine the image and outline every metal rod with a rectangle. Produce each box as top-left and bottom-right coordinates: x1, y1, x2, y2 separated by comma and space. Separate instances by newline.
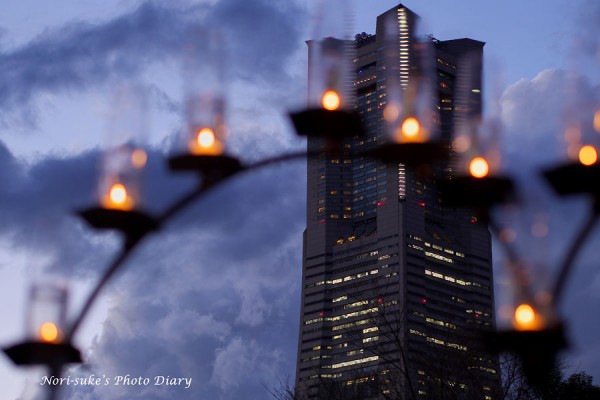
487, 214, 536, 301
551, 202, 600, 306
243, 149, 311, 171
66, 150, 311, 342
65, 235, 142, 341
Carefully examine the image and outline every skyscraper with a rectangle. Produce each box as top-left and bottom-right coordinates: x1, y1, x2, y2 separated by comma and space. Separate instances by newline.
296, 4, 500, 399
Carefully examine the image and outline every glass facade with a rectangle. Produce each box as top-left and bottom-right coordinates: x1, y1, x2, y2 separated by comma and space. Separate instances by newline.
298, 4, 499, 399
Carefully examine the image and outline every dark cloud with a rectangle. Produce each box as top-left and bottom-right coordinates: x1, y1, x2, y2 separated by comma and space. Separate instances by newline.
575, 0, 600, 57
0, 2, 193, 127
0, 1, 307, 399
0, 133, 305, 399
209, 0, 307, 85
0, 140, 108, 275
0, 0, 307, 130
56, 163, 306, 400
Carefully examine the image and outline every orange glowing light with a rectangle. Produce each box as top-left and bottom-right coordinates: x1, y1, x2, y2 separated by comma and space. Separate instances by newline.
109, 183, 128, 205
131, 149, 147, 169
401, 117, 421, 139
499, 228, 516, 243
531, 222, 549, 238
321, 90, 341, 111
197, 128, 216, 148
469, 157, 489, 178
40, 321, 59, 343
578, 145, 598, 166
452, 135, 471, 153
514, 304, 538, 330
189, 127, 223, 155
594, 110, 600, 133
383, 104, 400, 122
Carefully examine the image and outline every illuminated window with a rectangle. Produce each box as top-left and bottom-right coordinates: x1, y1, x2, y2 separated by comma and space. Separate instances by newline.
328, 356, 378, 369
346, 349, 364, 356
424, 251, 454, 264
363, 336, 379, 343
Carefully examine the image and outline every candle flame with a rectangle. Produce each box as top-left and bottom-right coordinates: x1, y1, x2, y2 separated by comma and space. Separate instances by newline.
197, 128, 216, 148
321, 90, 341, 111
40, 321, 60, 343
469, 157, 489, 178
514, 304, 540, 331
131, 149, 147, 169
109, 183, 128, 205
578, 145, 598, 166
401, 117, 421, 139
189, 127, 223, 155
102, 183, 134, 210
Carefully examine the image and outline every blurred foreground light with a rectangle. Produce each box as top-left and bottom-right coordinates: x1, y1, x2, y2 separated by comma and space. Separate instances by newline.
189, 127, 224, 156
452, 134, 471, 153
131, 149, 147, 169
469, 157, 490, 178
321, 90, 341, 111
402, 117, 420, 138
28, 283, 68, 344
514, 303, 540, 331
183, 27, 228, 157
383, 103, 401, 122
39, 322, 59, 343
197, 128, 216, 148
107, 183, 131, 209
399, 117, 422, 142
578, 145, 598, 166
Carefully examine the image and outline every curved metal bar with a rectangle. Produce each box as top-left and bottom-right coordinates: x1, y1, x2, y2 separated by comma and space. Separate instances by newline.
46, 366, 63, 400
66, 150, 311, 342
487, 215, 521, 265
487, 214, 536, 301
65, 235, 142, 342
242, 149, 312, 171
156, 181, 213, 225
551, 202, 600, 307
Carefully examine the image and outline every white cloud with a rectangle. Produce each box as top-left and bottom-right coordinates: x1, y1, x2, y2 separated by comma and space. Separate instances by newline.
157, 311, 232, 342
210, 337, 283, 391
500, 68, 600, 170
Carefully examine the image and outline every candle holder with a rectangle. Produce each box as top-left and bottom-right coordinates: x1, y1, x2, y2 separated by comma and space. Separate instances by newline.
168, 27, 242, 180
3, 283, 81, 367
365, 14, 446, 166
78, 85, 158, 237
543, 73, 600, 196
440, 66, 514, 210
289, 0, 365, 141
79, 143, 158, 238
27, 283, 68, 343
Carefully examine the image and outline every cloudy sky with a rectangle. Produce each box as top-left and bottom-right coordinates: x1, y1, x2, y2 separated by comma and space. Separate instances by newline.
0, 0, 599, 399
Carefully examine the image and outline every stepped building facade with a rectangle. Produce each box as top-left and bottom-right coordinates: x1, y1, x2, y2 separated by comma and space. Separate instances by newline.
296, 4, 500, 399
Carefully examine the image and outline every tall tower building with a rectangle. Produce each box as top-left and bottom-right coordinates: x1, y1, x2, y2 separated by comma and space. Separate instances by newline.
296, 4, 500, 399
